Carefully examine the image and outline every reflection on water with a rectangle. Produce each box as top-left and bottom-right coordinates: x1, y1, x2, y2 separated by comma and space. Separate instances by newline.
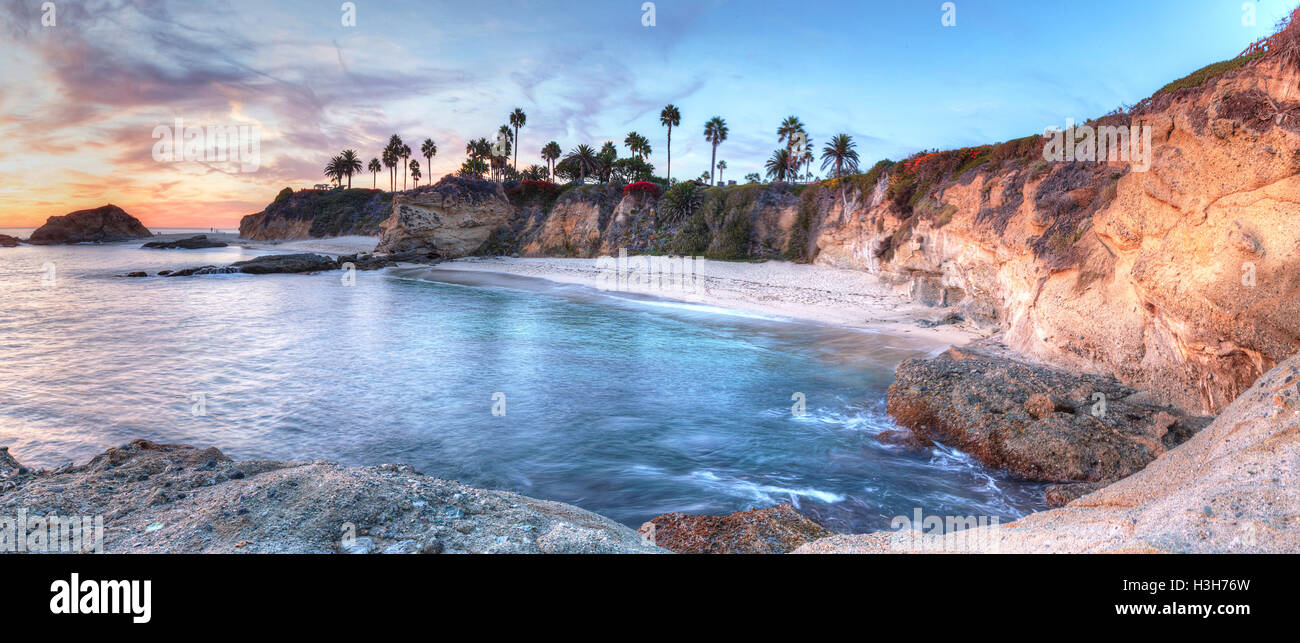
0, 243, 1046, 532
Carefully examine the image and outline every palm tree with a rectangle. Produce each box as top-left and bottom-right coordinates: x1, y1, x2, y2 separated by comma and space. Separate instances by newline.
765, 148, 793, 182
820, 133, 860, 179
324, 155, 343, 186
565, 144, 598, 184
626, 133, 651, 160
660, 104, 681, 183
473, 137, 492, 179
421, 139, 437, 182
387, 135, 404, 191
368, 158, 381, 188
597, 141, 618, 182
777, 116, 806, 146
382, 148, 396, 191
410, 160, 421, 186
338, 149, 362, 189
703, 116, 728, 185
509, 108, 526, 171
400, 144, 412, 190
716, 160, 727, 184
799, 143, 815, 183
541, 141, 561, 181
624, 132, 652, 160
778, 116, 808, 181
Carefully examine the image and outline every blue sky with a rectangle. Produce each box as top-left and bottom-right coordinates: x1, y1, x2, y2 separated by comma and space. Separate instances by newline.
0, 0, 1291, 225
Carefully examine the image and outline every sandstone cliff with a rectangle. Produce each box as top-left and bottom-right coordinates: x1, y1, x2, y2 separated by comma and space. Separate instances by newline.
815, 55, 1300, 415
375, 176, 514, 257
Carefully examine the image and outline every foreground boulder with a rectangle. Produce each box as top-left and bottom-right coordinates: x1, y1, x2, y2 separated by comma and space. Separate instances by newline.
0, 234, 19, 247
165, 253, 339, 277
143, 235, 228, 249
638, 505, 833, 554
0, 440, 663, 554
887, 344, 1212, 483
798, 352, 1300, 553
27, 204, 152, 245
375, 176, 513, 258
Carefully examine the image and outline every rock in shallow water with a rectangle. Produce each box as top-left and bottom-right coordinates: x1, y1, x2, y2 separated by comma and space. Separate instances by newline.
142, 235, 228, 249
887, 345, 1213, 483
638, 504, 833, 554
799, 353, 1300, 553
165, 253, 340, 277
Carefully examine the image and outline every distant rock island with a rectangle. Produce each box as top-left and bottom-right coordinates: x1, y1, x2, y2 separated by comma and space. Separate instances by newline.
27, 204, 152, 245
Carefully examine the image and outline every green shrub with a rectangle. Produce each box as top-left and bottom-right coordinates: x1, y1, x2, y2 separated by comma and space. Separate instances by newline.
783, 189, 819, 262
659, 182, 705, 225
710, 210, 753, 260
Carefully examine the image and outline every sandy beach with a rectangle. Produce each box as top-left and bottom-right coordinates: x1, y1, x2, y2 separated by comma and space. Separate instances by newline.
143, 231, 984, 344
429, 256, 987, 345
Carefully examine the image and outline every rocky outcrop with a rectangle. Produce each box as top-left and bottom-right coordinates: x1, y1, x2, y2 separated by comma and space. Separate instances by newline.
142, 235, 228, 249
239, 188, 392, 240
0, 234, 19, 247
638, 505, 833, 554
0, 440, 663, 554
797, 351, 1300, 553
164, 253, 340, 277
375, 176, 514, 257
810, 54, 1300, 414
888, 344, 1212, 483
27, 204, 151, 245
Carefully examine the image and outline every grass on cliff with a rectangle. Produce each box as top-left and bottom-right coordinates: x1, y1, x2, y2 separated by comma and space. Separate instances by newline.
1148, 52, 1264, 101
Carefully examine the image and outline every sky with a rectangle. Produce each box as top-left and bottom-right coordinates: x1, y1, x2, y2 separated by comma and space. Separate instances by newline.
0, 0, 1292, 228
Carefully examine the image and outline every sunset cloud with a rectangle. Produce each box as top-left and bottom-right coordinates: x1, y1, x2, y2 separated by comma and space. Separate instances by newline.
0, 0, 1283, 228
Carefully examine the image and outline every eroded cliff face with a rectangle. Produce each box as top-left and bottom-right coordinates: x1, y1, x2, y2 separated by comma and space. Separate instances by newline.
827, 57, 1300, 413
375, 178, 514, 257
239, 188, 392, 241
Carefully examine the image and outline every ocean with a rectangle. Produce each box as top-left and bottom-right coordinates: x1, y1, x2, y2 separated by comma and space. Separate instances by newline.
0, 238, 1046, 532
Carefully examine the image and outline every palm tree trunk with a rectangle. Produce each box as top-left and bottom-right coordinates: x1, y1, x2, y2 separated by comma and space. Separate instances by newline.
513, 126, 519, 171
710, 144, 717, 185
666, 127, 672, 184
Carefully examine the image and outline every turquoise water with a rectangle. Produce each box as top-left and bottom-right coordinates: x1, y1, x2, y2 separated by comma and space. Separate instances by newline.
0, 241, 1046, 532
